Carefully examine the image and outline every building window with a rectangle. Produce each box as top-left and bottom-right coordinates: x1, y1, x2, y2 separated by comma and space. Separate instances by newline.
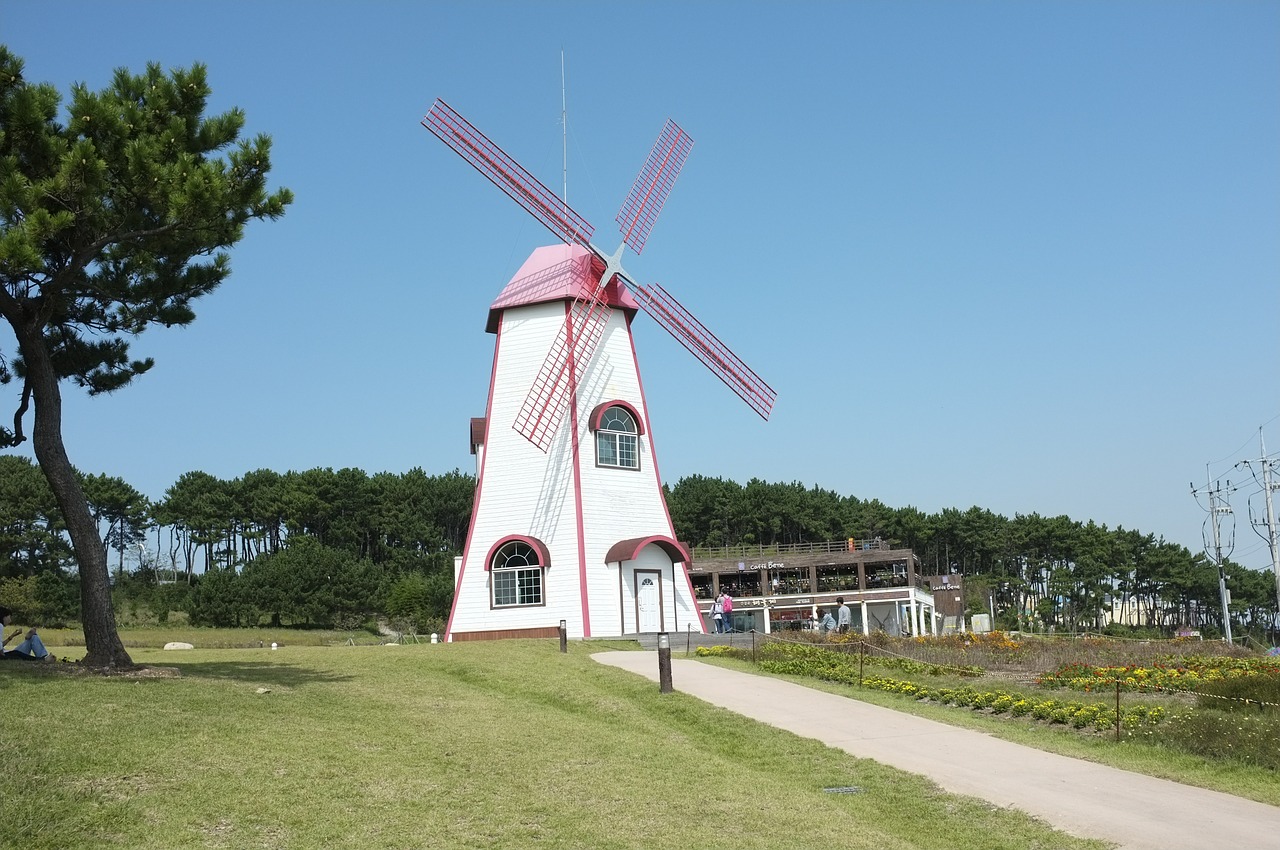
595, 405, 639, 469
492, 540, 543, 607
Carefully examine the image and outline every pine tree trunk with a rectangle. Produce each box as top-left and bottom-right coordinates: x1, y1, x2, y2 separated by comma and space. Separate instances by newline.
22, 327, 134, 669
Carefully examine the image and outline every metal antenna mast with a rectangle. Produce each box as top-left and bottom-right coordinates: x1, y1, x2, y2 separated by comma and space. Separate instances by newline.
561, 50, 568, 206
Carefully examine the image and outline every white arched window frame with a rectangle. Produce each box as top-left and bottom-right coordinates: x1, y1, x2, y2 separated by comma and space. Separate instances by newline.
594, 404, 640, 470
489, 538, 545, 608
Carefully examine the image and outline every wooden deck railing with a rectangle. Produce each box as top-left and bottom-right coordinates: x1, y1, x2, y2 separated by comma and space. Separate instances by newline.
689, 538, 897, 561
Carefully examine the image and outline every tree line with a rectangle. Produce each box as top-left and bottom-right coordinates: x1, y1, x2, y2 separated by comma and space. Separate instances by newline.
0, 456, 468, 635
2, 457, 1275, 641
665, 475, 1278, 641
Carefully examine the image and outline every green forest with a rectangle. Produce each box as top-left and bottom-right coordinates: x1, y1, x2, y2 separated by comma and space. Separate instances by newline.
1, 455, 1275, 642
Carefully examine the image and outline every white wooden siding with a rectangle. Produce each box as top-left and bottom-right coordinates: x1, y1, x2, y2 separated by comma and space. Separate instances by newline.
449, 288, 702, 639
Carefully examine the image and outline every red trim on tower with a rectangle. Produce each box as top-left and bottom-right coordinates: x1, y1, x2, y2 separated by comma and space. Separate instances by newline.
482, 534, 551, 571
445, 314, 504, 642
587, 400, 646, 435
565, 300, 592, 636
605, 536, 689, 565
626, 322, 704, 634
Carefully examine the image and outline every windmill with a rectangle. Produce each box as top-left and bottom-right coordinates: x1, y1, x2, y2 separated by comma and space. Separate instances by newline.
422, 99, 775, 640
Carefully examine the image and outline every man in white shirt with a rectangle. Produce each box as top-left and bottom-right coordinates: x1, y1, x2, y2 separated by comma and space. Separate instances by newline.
836, 597, 852, 634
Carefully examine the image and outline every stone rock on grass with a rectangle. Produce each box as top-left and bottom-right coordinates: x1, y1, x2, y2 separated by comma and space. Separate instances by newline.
163, 642, 195, 650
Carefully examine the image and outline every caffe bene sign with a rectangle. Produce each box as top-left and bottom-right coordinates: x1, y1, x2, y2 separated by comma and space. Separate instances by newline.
739, 560, 786, 571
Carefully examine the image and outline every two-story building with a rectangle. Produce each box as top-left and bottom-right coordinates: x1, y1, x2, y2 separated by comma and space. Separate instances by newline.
688, 539, 939, 636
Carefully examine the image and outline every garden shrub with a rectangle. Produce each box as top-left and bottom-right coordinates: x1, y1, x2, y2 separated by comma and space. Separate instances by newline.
1071, 706, 1099, 729
695, 645, 752, 661
1032, 700, 1058, 721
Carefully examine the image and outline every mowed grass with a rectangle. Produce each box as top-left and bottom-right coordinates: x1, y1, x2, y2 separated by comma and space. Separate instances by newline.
0, 640, 1110, 850
31, 623, 383, 648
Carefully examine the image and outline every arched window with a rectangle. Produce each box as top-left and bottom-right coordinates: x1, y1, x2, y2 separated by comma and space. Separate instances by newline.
491, 539, 543, 607
595, 405, 639, 470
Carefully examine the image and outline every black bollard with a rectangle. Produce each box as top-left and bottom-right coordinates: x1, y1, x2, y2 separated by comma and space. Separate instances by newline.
559, 619, 567, 653
657, 632, 673, 693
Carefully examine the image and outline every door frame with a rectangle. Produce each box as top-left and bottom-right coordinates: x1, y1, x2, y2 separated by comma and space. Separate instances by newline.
633, 569, 664, 633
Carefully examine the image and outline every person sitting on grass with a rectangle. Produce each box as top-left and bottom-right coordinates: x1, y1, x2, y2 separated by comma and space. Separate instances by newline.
0, 606, 54, 662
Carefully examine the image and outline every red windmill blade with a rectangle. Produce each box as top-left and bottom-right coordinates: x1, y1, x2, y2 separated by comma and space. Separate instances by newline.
510, 253, 614, 452
632, 283, 777, 420
615, 119, 694, 256
422, 100, 594, 249
422, 99, 775, 451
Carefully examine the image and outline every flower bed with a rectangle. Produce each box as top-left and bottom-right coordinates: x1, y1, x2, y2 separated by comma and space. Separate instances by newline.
1037, 656, 1280, 693
851, 675, 1164, 731
694, 642, 1163, 732
695, 639, 983, 677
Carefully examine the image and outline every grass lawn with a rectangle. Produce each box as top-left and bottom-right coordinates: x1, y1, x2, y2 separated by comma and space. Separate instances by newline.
1, 638, 1110, 850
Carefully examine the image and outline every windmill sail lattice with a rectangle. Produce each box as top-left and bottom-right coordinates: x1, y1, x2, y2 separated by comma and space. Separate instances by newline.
511, 256, 614, 452
422, 98, 775, 451
633, 283, 777, 420
423, 100, 594, 248
615, 120, 693, 256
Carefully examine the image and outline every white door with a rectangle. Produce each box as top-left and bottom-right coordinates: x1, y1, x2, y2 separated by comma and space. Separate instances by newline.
635, 572, 661, 632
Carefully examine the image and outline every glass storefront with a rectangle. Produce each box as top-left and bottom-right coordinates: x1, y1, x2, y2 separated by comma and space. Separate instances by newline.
816, 564, 859, 592
766, 568, 810, 595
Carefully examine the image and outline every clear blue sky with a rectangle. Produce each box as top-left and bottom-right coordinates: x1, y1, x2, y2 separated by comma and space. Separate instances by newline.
4, 2, 1278, 571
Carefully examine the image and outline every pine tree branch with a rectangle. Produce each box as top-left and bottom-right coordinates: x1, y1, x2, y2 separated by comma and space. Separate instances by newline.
10, 377, 30, 445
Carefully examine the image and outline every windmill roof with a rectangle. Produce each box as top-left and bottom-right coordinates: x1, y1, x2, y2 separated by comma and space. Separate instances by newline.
486, 245, 637, 334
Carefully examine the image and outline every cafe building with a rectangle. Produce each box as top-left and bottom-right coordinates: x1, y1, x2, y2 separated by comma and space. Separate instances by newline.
689, 539, 938, 636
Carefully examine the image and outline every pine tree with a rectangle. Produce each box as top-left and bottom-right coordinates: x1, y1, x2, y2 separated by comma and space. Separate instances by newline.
0, 47, 291, 667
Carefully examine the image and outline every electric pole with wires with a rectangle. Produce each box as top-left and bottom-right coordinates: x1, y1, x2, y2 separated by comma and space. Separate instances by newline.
1237, 429, 1280, 622
1192, 472, 1235, 644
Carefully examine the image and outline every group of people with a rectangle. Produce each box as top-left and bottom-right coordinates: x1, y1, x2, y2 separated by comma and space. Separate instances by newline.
0, 606, 54, 661
708, 590, 734, 633
814, 597, 852, 636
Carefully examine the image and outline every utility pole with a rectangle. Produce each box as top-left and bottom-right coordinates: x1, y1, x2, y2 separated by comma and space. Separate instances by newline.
1263, 440, 1280, 620
1192, 471, 1234, 644
1240, 429, 1280, 623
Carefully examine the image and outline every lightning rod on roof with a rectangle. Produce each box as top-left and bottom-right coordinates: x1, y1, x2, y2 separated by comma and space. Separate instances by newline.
561, 50, 568, 207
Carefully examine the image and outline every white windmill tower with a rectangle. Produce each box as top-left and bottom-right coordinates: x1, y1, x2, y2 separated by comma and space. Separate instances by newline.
423, 100, 775, 641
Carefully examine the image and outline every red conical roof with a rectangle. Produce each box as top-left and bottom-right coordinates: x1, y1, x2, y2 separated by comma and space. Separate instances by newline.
486, 245, 637, 334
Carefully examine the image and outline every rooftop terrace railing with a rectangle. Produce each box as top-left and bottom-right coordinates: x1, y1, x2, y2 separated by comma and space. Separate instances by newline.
690, 539, 898, 561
